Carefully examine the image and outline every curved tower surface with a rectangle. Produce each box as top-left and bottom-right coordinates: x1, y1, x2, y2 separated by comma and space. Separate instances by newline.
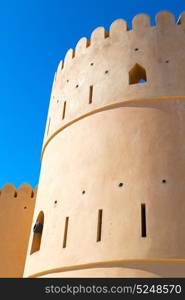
24, 11, 185, 277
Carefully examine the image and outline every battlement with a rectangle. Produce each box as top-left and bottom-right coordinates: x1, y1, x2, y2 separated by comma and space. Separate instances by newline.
23, 11, 185, 278
56, 10, 185, 73
41, 10, 185, 158
0, 183, 36, 199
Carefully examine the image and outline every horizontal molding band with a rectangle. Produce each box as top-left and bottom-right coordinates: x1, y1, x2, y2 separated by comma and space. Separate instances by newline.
28, 257, 185, 278
41, 95, 185, 160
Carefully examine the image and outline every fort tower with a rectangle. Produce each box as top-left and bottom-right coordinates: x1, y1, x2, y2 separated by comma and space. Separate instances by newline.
24, 11, 185, 277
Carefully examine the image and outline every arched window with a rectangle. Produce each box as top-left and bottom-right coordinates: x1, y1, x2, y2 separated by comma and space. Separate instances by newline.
129, 63, 147, 85
30, 211, 44, 254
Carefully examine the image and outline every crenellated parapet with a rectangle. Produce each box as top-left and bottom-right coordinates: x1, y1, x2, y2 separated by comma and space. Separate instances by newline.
23, 11, 185, 278
0, 183, 36, 199
42, 10, 185, 158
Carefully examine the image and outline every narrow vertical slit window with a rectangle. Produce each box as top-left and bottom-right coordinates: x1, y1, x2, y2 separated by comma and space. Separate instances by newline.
47, 118, 51, 135
89, 85, 93, 104
97, 209, 103, 242
62, 101, 66, 120
141, 204, 147, 237
63, 217, 69, 248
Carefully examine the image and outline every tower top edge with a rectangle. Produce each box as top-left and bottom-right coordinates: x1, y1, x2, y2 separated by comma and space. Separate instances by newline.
55, 10, 185, 72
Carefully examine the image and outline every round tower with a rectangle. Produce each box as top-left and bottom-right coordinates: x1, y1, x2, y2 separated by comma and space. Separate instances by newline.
24, 11, 185, 278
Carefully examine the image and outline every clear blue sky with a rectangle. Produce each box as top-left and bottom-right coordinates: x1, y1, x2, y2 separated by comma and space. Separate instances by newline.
0, 0, 184, 188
